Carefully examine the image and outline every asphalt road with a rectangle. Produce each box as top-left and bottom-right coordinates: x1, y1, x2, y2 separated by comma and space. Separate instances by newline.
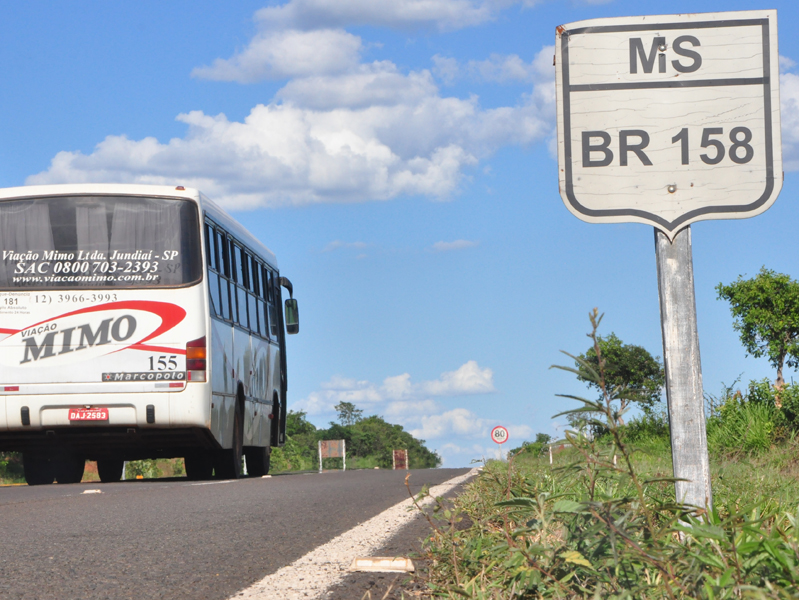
0, 468, 469, 600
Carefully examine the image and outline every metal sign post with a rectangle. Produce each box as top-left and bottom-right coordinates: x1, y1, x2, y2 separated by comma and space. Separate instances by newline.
491, 426, 509, 460
555, 10, 782, 509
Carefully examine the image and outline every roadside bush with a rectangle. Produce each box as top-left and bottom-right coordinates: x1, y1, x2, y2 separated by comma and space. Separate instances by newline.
707, 398, 780, 454
702, 378, 799, 455
125, 459, 161, 479
617, 409, 670, 446
0, 452, 24, 483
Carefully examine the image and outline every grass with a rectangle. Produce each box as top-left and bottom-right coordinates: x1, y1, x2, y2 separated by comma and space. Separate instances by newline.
417, 445, 799, 598
0, 456, 186, 485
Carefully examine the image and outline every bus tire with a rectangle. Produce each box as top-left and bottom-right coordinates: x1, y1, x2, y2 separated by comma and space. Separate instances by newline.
244, 446, 271, 477
97, 459, 125, 483
23, 453, 55, 486
184, 453, 214, 480
54, 452, 86, 484
215, 400, 243, 480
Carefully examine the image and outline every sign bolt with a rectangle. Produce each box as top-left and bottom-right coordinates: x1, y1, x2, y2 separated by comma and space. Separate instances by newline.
667, 184, 677, 194
658, 43, 667, 52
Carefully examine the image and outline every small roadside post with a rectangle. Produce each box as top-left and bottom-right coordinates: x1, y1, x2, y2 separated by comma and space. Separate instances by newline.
491, 425, 509, 459
555, 10, 782, 510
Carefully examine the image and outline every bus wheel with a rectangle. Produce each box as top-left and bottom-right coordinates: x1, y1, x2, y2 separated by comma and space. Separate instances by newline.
97, 459, 125, 483
54, 452, 86, 484
215, 401, 243, 480
244, 446, 271, 477
22, 453, 55, 486
184, 453, 213, 480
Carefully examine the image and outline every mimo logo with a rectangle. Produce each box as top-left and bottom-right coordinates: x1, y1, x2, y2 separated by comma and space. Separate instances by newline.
20, 315, 137, 364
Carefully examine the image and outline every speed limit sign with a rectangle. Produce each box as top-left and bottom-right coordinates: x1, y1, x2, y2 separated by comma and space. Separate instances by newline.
491, 426, 509, 445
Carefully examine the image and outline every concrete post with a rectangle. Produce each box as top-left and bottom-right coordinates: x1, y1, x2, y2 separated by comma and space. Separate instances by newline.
655, 226, 712, 510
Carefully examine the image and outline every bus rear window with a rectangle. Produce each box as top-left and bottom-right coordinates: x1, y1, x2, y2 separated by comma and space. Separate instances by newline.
0, 195, 202, 289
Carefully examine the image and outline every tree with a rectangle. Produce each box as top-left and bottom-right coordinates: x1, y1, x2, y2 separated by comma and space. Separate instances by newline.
576, 333, 665, 416
717, 267, 799, 389
286, 410, 317, 436
334, 401, 363, 426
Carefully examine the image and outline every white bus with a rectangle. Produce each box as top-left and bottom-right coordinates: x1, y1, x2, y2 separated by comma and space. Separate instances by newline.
0, 184, 299, 485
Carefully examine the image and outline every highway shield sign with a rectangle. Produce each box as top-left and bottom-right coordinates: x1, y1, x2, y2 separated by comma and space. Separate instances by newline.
555, 10, 782, 238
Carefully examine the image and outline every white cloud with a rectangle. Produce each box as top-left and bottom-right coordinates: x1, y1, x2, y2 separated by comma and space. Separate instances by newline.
381, 373, 414, 399
28, 0, 556, 209
27, 80, 551, 207
192, 28, 362, 82
294, 360, 495, 417
384, 399, 440, 418
254, 0, 529, 33
276, 62, 437, 110
323, 240, 368, 252
431, 239, 478, 252
469, 53, 536, 83
421, 360, 495, 395
432, 54, 459, 85
459, 45, 554, 85
507, 424, 534, 440
410, 407, 487, 439
780, 55, 796, 73
781, 72, 799, 171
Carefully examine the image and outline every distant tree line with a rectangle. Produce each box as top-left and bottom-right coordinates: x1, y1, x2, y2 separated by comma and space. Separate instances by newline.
271, 401, 441, 472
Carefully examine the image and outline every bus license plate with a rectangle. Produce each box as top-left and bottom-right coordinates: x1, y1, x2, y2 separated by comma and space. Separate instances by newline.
68, 408, 109, 421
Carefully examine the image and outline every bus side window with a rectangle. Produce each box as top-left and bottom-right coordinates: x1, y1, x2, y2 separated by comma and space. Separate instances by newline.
233, 249, 249, 330
219, 276, 231, 321
248, 290, 258, 336
219, 232, 231, 278
237, 286, 249, 329
205, 224, 216, 269
259, 265, 268, 300
250, 256, 260, 295
241, 248, 251, 290
267, 271, 278, 338
259, 265, 270, 339
204, 225, 222, 318
257, 297, 268, 338
208, 271, 222, 318
233, 244, 245, 287
215, 232, 232, 321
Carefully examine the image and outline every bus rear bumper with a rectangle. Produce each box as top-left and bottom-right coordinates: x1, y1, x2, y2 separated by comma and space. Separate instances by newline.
0, 389, 215, 458
0, 425, 219, 460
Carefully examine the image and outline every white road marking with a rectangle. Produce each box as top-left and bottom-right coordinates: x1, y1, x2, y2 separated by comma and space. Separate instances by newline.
230, 469, 478, 600
188, 480, 237, 486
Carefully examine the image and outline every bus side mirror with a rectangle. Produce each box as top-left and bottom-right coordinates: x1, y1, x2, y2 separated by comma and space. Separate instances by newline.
285, 299, 299, 334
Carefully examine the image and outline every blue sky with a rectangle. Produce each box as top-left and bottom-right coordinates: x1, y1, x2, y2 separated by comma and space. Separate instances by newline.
3, 1, 799, 467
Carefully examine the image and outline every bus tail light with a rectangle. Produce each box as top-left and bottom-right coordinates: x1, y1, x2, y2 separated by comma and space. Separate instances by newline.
186, 336, 207, 382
